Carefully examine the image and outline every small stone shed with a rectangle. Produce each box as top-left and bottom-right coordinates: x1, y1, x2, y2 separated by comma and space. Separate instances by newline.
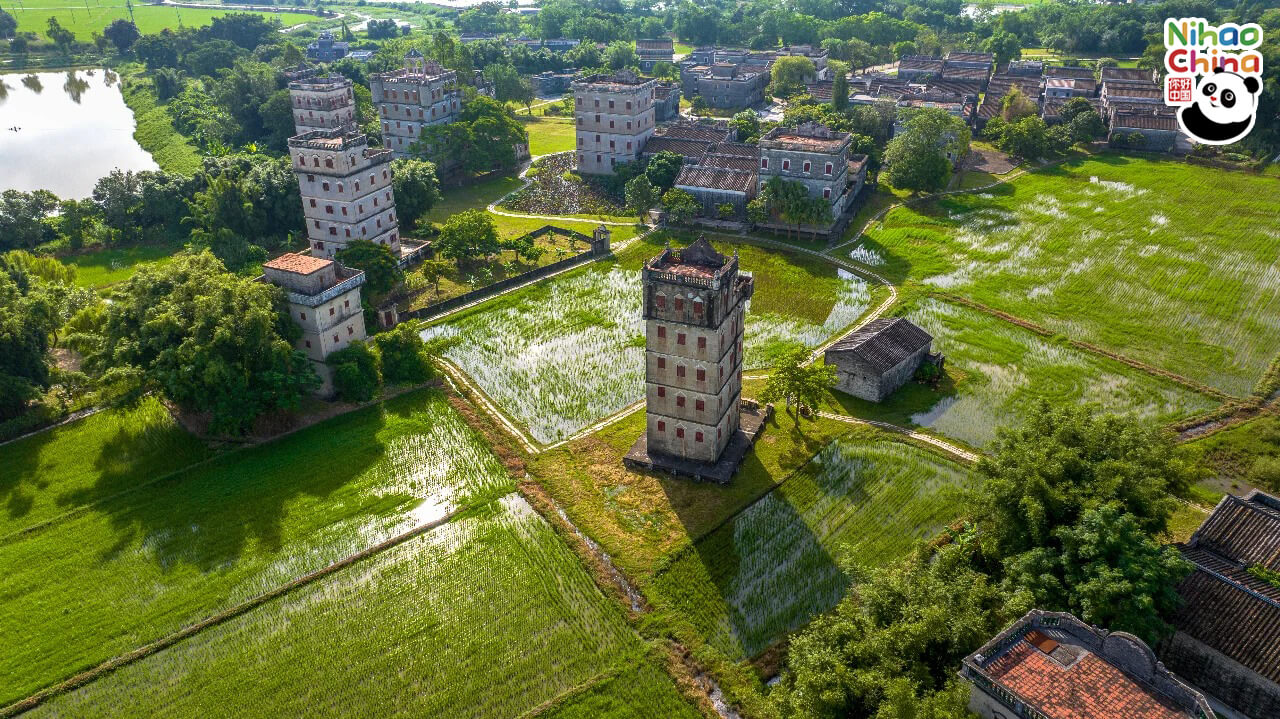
824, 317, 938, 402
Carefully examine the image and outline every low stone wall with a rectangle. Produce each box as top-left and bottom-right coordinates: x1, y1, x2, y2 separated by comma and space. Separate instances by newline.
405, 225, 609, 322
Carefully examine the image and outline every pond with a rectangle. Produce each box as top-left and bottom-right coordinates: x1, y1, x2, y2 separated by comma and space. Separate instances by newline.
0, 68, 158, 199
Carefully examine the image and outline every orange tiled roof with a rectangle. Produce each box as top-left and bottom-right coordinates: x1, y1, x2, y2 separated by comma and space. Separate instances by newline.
263, 253, 331, 275
986, 639, 1191, 719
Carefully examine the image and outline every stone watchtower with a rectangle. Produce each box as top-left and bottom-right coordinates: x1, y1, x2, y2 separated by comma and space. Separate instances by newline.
286, 70, 355, 135
572, 70, 658, 175
263, 253, 368, 398
288, 128, 400, 258
624, 237, 766, 482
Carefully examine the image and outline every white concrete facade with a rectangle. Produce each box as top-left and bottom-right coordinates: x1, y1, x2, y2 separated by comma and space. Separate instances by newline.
288, 75, 356, 134
573, 72, 658, 175
369, 51, 462, 160
289, 129, 400, 258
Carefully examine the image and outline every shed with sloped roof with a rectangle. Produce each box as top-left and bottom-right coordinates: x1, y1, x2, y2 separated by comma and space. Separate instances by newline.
824, 317, 937, 402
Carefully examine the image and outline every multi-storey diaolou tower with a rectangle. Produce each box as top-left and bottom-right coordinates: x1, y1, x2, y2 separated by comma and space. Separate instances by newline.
572, 70, 658, 175
288, 128, 400, 259
287, 72, 356, 134
369, 49, 463, 159
642, 237, 754, 464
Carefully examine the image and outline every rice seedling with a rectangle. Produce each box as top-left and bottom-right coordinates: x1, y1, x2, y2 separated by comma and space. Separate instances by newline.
538, 656, 704, 719
824, 299, 1220, 448
646, 438, 973, 660
29, 496, 690, 719
424, 238, 875, 443
0, 389, 512, 706
0, 397, 212, 538
863, 155, 1280, 395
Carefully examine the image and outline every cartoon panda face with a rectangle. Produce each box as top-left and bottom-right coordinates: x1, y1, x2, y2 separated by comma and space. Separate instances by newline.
1178, 70, 1261, 144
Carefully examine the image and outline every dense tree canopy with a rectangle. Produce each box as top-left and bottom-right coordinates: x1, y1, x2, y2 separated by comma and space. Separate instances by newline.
84, 252, 319, 434
390, 158, 441, 231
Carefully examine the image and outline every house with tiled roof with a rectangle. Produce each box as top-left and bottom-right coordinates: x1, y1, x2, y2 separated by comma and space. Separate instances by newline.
962, 610, 1216, 719
1162, 490, 1280, 719
897, 55, 944, 82
824, 317, 937, 402
674, 164, 758, 218
636, 38, 674, 71
1109, 110, 1179, 152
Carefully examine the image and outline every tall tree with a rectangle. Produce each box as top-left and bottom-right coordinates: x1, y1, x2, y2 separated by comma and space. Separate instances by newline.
436, 209, 500, 267
335, 240, 403, 300
103, 19, 140, 53
661, 188, 698, 224
758, 344, 835, 419
85, 252, 319, 434
390, 158, 440, 230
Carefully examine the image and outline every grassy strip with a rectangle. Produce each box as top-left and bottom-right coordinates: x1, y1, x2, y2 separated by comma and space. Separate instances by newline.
1253, 352, 1280, 400
119, 72, 202, 175
930, 290, 1233, 402
0, 503, 465, 718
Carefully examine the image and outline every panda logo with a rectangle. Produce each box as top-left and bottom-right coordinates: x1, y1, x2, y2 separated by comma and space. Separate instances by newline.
1177, 70, 1261, 145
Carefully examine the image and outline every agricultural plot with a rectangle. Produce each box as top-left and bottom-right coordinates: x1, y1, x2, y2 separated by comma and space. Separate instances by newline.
538, 656, 704, 719
30, 496, 696, 719
646, 438, 974, 660
9, 2, 323, 35
0, 389, 512, 705
822, 299, 1220, 448
0, 397, 211, 538
423, 236, 878, 444
859, 155, 1280, 396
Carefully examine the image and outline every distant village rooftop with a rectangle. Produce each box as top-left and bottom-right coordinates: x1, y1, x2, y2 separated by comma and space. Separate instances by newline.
961, 610, 1215, 719
572, 69, 655, 90
287, 74, 353, 91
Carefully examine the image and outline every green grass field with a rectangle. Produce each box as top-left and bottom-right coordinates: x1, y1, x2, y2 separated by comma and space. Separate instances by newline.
29, 495, 698, 718
0, 388, 515, 705
647, 437, 974, 659
422, 232, 884, 443
812, 299, 1220, 448
523, 115, 577, 156
119, 71, 203, 175
63, 242, 184, 288
0, 397, 211, 538
857, 155, 1280, 396
9, 2, 323, 36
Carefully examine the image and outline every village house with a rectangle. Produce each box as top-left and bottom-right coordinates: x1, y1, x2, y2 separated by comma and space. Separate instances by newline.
824, 317, 936, 402
682, 62, 771, 109
636, 38, 675, 72
758, 123, 856, 222
1006, 59, 1045, 77
642, 120, 735, 163
573, 70, 658, 175
288, 128, 401, 258
263, 253, 368, 398
1044, 76, 1096, 100
1109, 110, 1180, 152
369, 50, 463, 160
654, 82, 682, 122
897, 55, 945, 82
531, 69, 576, 97
306, 31, 349, 63
777, 44, 831, 80
624, 238, 763, 483
961, 610, 1217, 719
941, 50, 993, 89
1161, 490, 1280, 719
976, 74, 1043, 129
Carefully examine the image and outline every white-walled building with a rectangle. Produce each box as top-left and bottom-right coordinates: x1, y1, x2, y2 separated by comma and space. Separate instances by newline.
572, 70, 658, 175
369, 49, 463, 159
288, 128, 400, 258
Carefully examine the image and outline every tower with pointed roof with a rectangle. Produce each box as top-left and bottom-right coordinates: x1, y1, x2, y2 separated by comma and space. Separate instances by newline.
639, 237, 754, 465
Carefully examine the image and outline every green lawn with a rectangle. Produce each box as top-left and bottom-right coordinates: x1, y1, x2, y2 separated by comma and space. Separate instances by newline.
858, 154, 1280, 397
523, 114, 577, 156
808, 298, 1219, 448
421, 231, 886, 444
1183, 414, 1280, 499
28, 495, 699, 718
0, 388, 514, 705
64, 242, 184, 288
0, 397, 211, 539
119, 71, 203, 175
648, 436, 974, 659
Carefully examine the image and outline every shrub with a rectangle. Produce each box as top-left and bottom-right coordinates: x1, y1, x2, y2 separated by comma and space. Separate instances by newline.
327, 341, 381, 401
375, 322, 436, 385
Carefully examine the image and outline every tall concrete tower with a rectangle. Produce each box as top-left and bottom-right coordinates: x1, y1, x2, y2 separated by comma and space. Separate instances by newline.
288, 128, 400, 259
572, 70, 658, 175
368, 49, 463, 160
624, 237, 761, 482
287, 71, 356, 135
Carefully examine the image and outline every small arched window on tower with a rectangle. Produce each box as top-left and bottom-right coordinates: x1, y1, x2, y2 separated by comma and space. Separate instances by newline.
312, 155, 320, 167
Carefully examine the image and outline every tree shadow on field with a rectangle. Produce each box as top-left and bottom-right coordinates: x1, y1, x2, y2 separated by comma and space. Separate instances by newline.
1, 431, 55, 524
77, 403, 393, 573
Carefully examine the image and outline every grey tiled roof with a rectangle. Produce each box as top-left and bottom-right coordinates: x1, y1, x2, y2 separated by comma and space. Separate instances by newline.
827, 317, 933, 373
675, 165, 755, 193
